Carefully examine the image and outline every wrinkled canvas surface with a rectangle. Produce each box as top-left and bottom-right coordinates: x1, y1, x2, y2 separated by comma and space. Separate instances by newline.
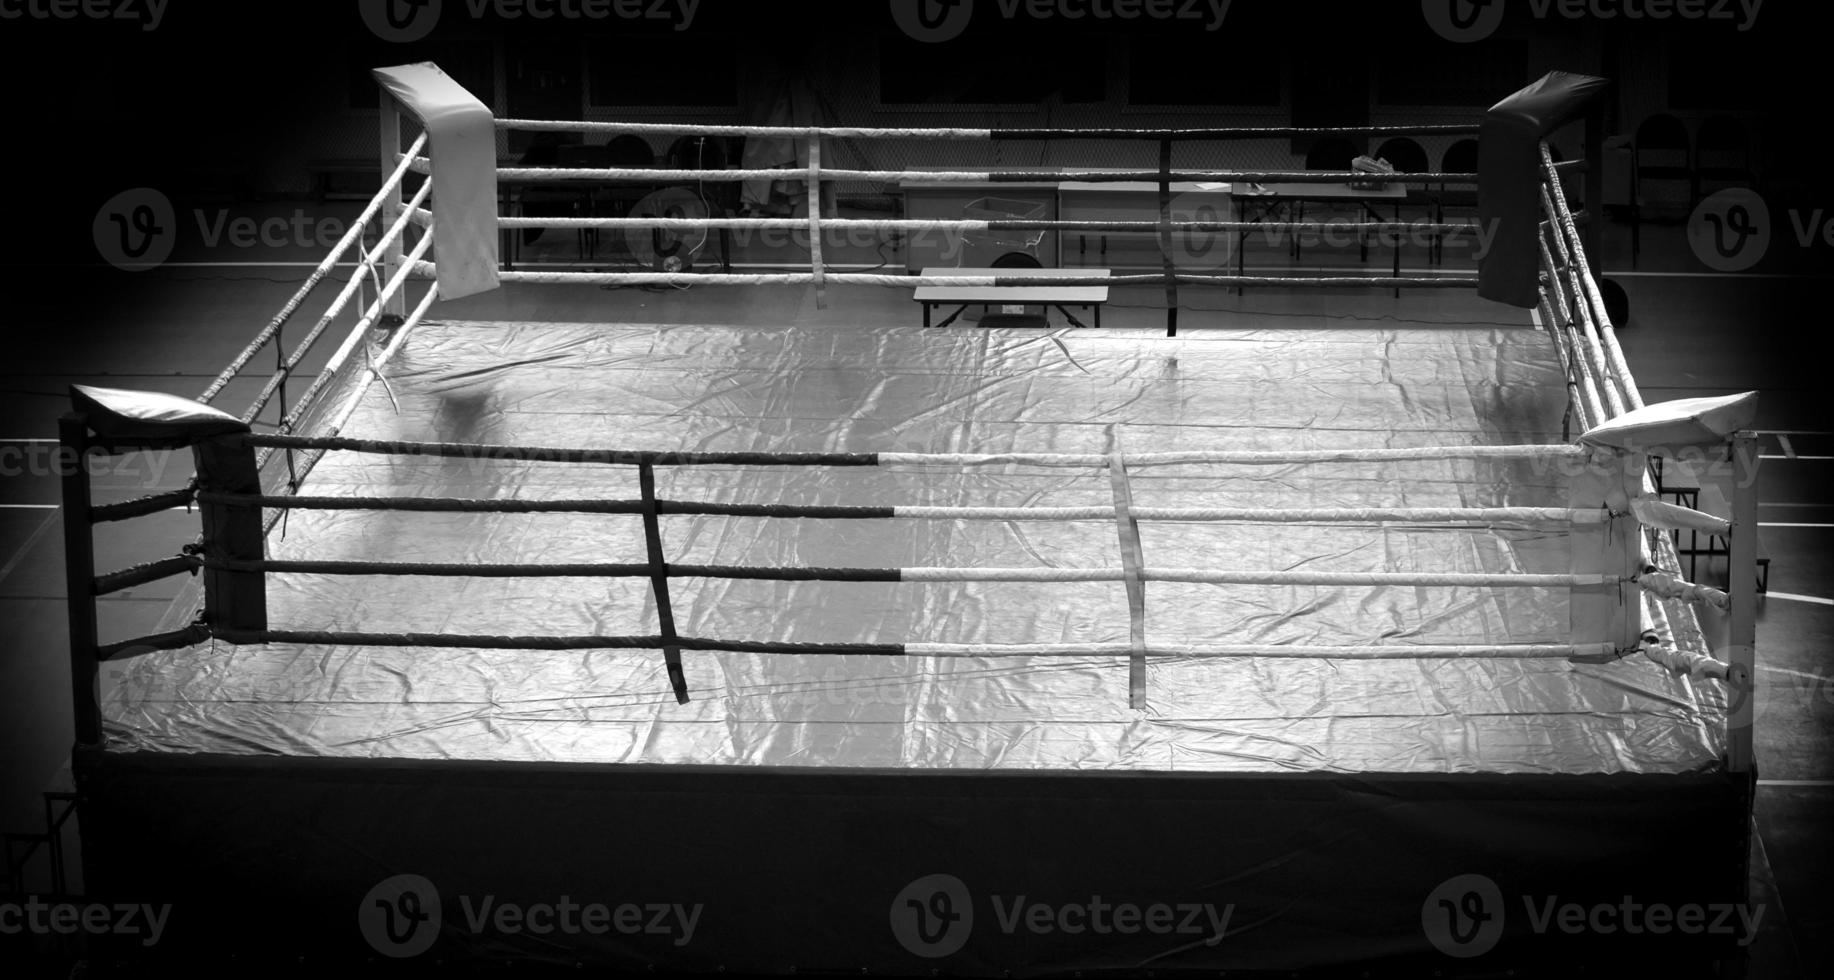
106, 320, 1723, 773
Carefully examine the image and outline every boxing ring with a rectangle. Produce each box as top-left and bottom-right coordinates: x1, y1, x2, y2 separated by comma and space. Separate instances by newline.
55, 67, 1763, 973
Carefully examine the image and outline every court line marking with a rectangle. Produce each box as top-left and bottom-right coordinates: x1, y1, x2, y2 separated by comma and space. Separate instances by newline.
1768, 592, 1834, 606
1760, 663, 1829, 681
0, 504, 58, 510
1606, 270, 1834, 280
1759, 523, 1834, 528
1757, 780, 1834, 787
1760, 502, 1834, 509
1760, 455, 1833, 461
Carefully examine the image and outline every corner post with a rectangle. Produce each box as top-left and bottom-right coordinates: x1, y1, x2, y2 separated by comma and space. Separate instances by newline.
378, 90, 407, 318
1726, 431, 1759, 773
194, 434, 268, 634
58, 415, 102, 747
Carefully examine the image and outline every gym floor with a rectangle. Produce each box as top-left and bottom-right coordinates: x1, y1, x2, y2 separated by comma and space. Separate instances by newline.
0, 203, 1826, 976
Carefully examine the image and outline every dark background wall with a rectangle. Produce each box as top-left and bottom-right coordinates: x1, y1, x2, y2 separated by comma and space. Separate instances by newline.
0, 0, 1823, 269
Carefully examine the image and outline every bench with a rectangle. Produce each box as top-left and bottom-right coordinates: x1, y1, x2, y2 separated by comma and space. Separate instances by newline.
1677, 482, 1770, 593
912, 267, 1110, 329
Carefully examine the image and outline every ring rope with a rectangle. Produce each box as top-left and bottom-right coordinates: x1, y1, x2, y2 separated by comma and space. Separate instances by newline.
201, 557, 1615, 588
193, 493, 1605, 526
493, 119, 1482, 141
198, 131, 429, 408
1534, 293, 1589, 437
241, 435, 1586, 468
1541, 186, 1626, 419
498, 216, 1485, 235
260, 277, 441, 539
1635, 568, 1731, 612
481, 270, 1480, 290
194, 628, 1609, 661
241, 179, 433, 429
239, 178, 434, 426
1541, 144, 1641, 410
494, 166, 1476, 186
1538, 282, 1606, 428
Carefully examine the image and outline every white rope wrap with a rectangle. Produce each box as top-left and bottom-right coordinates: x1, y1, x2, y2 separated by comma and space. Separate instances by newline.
891, 506, 1604, 524
1631, 497, 1731, 535
1635, 569, 1731, 612
486, 270, 1476, 289
903, 642, 1616, 660
899, 568, 1616, 587
496, 119, 997, 139
1637, 631, 1731, 681
880, 446, 1587, 467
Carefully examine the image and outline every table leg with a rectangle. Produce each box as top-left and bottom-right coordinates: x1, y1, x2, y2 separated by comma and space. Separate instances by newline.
923, 302, 931, 329
1094, 303, 1101, 329
1388, 204, 1401, 297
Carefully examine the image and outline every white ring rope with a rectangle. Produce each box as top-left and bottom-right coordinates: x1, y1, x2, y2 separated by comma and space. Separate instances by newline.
498, 119, 997, 139
480, 269, 1477, 289
499, 216, 1477, 234
1635, 568, 1732, 612
903, 642, 1616, 660
495, 166, 1453, 185
898, 568, 1615, 587
892, 506, 1605, 524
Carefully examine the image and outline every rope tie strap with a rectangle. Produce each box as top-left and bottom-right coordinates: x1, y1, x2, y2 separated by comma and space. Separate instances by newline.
637, 463, 689, 704
1106, 433, 1150, 708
